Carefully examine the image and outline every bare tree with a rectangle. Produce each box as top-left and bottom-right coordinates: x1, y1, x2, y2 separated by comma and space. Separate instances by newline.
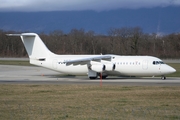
0, 29, 180, 58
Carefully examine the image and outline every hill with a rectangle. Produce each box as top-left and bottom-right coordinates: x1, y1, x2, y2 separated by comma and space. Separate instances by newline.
0, 6, 180, 34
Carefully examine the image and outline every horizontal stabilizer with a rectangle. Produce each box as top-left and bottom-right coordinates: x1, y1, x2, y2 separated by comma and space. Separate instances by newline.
6, 34, 21, 36
7, 33, 36, 37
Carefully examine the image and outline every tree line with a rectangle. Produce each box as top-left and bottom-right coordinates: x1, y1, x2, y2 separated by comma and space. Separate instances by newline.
0, 27, 180, 58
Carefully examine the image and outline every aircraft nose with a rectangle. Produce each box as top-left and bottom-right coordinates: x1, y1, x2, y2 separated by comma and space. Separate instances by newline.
169, 66, 176, 73
161, 65, 176, 74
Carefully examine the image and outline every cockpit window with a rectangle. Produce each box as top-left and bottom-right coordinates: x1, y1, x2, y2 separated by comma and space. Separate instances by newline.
159, 61, 164, 64
152, 61, 164, 65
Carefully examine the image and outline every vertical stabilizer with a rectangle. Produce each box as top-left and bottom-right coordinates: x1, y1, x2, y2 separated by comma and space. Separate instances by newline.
7, 33, 54, 59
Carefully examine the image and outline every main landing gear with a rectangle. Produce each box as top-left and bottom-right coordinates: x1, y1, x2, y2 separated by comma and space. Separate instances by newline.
89, 72, 108, 79
89, 76, 98, 79
89, 74, 108, 79
98, 73, 108, 79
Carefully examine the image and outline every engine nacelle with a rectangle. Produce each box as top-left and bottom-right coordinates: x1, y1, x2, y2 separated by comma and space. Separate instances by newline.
104, 63, 116, 71
91, 64, 105, 72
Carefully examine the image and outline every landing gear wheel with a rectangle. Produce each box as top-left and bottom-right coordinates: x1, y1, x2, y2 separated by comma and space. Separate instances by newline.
98, 73, 108, 79
89, 77, 97, 79
161, 76, 166, 80
102, 75, 108, 79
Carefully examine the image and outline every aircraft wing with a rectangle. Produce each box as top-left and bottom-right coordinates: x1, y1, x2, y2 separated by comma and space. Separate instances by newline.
65, 55, 112, 65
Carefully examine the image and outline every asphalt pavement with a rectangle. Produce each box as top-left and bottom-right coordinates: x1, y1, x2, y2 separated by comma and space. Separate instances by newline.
0, 65, 180, 86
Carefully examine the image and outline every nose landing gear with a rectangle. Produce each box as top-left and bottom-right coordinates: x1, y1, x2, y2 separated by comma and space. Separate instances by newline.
161, 76, 166, 80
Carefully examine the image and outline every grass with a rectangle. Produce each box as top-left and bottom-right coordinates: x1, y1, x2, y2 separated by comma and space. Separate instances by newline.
0, 85, 180, 120
0, 60, 31, 66
0, 60, 179, 119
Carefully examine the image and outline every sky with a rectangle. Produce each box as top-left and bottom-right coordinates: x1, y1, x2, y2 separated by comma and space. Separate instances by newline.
0, 0, 180, 12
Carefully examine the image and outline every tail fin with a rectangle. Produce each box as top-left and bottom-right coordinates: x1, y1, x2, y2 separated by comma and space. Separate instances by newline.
7, 33, 55, 59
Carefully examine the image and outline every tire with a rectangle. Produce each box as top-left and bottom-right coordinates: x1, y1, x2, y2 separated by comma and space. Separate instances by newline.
89, 77, 97, 79
102, 75, 108, 79
161, 76, 166, 80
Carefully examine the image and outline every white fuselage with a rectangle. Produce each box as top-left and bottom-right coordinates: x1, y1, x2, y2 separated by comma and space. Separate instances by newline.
30, 55, 176, 77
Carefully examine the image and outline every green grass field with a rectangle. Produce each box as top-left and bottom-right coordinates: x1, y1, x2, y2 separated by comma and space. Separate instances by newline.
0, 60, 180, 119
0, 85, 180, 120
0, 60, 30, 66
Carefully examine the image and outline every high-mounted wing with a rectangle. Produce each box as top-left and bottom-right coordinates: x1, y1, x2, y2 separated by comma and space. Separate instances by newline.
65, 55, 112, 65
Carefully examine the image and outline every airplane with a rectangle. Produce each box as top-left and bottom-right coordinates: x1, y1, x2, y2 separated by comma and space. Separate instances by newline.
7, 33, 176, 80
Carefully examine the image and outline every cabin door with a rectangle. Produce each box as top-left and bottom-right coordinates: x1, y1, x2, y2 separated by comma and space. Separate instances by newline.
142, 60, 148, 70
52, 59, 58, 69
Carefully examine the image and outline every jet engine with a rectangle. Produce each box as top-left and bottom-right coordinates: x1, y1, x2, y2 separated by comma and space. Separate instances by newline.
91, 64, 105, 72
104, 63, 116, 71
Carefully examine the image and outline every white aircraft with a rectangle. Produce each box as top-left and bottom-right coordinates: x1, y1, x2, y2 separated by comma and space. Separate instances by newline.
7, 33, 176, 79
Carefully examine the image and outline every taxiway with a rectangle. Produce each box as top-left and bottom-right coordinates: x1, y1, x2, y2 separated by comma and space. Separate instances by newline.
0, 65, 179, 86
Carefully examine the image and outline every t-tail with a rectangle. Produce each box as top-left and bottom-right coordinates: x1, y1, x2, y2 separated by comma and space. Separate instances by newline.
7, 33, 56, 66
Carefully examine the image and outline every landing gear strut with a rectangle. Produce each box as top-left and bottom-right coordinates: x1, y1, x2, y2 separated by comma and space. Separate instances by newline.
161, 76, 166, 80
88, 69, 98, 79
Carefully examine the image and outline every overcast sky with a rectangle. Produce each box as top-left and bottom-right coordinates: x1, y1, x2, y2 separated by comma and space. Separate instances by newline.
0, 0, 180, 12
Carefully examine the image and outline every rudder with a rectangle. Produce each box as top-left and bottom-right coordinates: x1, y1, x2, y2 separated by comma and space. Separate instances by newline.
7, 33, 54, 59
